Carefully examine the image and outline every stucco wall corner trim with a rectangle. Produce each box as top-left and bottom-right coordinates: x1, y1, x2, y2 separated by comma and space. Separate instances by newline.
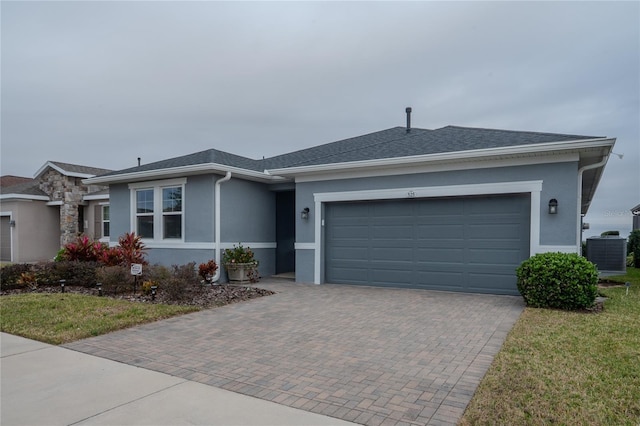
294, 243, 316, 250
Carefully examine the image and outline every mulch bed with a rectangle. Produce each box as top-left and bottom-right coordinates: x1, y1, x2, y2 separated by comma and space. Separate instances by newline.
0, 284, 275, 308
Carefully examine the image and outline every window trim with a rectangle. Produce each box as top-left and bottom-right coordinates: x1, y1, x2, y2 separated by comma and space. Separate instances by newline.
102, 204, 110, 238
129, 178, 187, 242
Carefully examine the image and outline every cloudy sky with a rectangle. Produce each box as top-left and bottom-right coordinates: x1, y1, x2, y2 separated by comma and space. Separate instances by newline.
2, 1, 638, 239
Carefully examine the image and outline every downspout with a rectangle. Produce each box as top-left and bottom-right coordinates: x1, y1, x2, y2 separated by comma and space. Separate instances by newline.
576, 155, 610, 254
212, 172, 232, 282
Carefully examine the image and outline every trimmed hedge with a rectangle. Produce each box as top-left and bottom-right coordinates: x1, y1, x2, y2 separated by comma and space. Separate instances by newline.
0, 261, 99, 290
516, 252, 598, 310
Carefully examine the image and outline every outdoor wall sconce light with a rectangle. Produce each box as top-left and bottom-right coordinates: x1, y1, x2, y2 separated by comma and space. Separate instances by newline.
548, 199, 558, 215
60, 279, 66, 293
9, 220, 15, 227
301, 207, 310, 220
96, 282, 103, 297
151, 286, 158, 301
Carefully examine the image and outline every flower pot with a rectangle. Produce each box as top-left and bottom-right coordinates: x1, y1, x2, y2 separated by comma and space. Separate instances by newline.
225, 263, 256, 284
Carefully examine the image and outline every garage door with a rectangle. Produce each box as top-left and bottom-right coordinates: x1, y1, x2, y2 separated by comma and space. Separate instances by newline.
325, 194, 530, 295
1, 216, 11, 262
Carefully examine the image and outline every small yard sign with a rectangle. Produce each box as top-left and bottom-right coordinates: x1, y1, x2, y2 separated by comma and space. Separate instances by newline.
130, 263, 143, 276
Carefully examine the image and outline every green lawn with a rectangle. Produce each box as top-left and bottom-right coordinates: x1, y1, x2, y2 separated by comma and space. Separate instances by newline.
460, 268, 640, 425
0, 293, 199, 344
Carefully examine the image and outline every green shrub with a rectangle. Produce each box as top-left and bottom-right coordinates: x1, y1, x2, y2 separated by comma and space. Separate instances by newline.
96, 265, 132, 295
516, 252, 598, 310
35, 261, 98, 287
162, 277, 190, 301
144, 264, 172, 285
628, 230, 640, 268
171, 262, 199, 286
0, 263, 33, 290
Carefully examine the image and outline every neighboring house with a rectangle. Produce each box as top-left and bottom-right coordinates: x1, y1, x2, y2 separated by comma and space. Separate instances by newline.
632, 203, 640, 231
84, 111, 615, 295
0, 161, 111, 263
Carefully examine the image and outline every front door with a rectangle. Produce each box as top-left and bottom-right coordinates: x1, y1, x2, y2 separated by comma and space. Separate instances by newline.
275, 191, 295, 274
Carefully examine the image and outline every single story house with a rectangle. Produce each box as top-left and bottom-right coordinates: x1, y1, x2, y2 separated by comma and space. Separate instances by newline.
0, 161, 111, 263
84, 110, 615, 295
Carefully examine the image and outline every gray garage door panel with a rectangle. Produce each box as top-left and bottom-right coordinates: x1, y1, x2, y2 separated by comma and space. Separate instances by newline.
325, 194, 530, 295
1, 217, 11, 262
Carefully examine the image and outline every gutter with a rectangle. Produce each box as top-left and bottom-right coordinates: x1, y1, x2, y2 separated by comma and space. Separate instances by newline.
211, 172, 232, 282
576, 153, 611, 253
83, 163, 286, 185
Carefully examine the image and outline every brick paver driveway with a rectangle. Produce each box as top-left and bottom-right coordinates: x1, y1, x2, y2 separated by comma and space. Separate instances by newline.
65, 280, 523, 425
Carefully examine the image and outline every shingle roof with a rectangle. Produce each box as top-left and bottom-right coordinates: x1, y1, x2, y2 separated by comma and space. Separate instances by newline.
0, 179, 47, 197
96, 148, 266, 179
0, 176, 34, 188
48, 161, 113, 176
97, 125, 603, 178
265, 125, 601, 168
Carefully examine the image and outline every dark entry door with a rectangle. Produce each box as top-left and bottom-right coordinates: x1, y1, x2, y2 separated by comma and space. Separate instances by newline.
275, 191, 295, 274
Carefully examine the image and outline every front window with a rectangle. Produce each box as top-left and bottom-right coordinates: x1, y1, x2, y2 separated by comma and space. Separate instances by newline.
136, 189, 154, 238
129, 178, 186, 241
162, 187, 182, 239
102, 205, 110, 238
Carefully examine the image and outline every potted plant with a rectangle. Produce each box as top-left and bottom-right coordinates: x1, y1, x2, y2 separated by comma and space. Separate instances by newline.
223, 243, 259, 283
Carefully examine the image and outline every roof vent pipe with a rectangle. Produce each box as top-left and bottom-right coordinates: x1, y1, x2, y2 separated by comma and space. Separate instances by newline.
137, 157, 141, 167
405, 107, 412, 133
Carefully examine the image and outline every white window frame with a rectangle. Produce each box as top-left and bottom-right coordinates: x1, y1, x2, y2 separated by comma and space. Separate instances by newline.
101, 203, 110, 239
129, 178, 186, 243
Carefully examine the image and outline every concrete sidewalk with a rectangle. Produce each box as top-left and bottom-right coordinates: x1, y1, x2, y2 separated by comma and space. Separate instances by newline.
0, 333, 355, 426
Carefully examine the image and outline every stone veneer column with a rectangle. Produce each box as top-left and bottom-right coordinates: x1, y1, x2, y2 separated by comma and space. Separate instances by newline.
39, 170, 89, 247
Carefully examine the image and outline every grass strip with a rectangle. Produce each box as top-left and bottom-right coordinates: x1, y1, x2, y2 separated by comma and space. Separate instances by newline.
0, 293, 199, 345
460, 268, 640, 425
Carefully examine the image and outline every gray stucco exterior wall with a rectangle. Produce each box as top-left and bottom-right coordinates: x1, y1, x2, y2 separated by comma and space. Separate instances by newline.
220, 178, 275, 243
294, 161, 579, 283
107, 175, 276, 278
296, 162, 578, 246
108, 183, 130, 244
185, 175, 214, 242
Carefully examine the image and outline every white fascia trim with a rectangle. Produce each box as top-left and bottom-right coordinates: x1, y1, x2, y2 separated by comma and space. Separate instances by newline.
85, 163, 284, 185
142, 241, 214, 250
314, 180, 543, 203
141, 242, 277, 250
83, 193, 110, 201
128, 177, 187, 189
46, 200, 63, 206
294, 242, 315, 250
35, 162, 95, 179
311, 180, 544, 284
267, 138, 614, 177
294, 152, 579, 183
0, 194, 50, 201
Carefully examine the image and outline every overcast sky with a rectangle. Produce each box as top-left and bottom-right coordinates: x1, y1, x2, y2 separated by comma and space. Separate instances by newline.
1, 1, 638, 239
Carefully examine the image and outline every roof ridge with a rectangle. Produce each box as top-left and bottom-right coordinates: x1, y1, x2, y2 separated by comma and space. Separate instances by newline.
440, 125, 603, 139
